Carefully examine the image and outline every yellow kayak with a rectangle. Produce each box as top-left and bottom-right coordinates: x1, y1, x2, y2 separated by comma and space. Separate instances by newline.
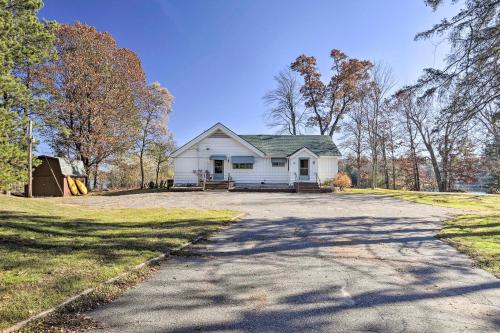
66, 176, 80, 196
75, 179, 88, 195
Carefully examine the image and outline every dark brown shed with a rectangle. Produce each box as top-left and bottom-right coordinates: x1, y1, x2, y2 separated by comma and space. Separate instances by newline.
30, 156, 87, 197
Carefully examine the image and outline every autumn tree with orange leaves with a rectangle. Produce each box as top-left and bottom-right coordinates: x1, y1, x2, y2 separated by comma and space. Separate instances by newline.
291, 49, 372, 136
38, 23, 146, 187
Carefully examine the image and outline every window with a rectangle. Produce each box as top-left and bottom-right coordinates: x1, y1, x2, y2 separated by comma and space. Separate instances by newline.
299, 159, 309, 176
233, 163, 253, 169
271, 158, 287, 167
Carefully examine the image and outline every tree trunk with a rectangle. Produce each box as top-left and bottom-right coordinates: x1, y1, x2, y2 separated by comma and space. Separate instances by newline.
356, 151, 361, 188
328, 106, 348, 137
140, 149, 145, 189
406, 118, 420, 191
83, 157, 90, 188
411, 114, 447, 192
392, 160, 396, 190
441, 153, 449, 192
427, 146, 444, 191
371, 155, 377, 189
381, 139, 389, 189
410, 145, 420, 191
93, 163, 98, 189
388, 128, 397, 190
155, 161, 160, 187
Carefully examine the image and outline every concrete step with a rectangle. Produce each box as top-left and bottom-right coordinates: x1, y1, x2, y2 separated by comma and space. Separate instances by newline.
205, 185, 228, 190
294, 181, 321, 193
204, 181, 231, 190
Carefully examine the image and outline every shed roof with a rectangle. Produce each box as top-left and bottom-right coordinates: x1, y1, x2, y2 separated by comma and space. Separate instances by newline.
239, 135, 341, 157
58, 157, 86, 177
39, 156, 87, 177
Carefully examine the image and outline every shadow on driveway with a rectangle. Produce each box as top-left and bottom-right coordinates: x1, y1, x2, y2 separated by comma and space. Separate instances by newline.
89, 212, 500, 332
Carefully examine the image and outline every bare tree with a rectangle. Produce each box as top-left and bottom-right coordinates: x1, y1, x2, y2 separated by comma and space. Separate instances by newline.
341, 104, 366, 187
476, 103, 500, 148
379, 109, 395, 189
148, 134, 175, 187
396, 91, 422, 191
399, 87, 470, 192
362, 63, 395, 189
386, 120, 399, 190
263, 69, 305, 134
136, 82, 173, 189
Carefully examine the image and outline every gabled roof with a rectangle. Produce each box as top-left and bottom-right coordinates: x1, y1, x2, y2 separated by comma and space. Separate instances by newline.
171, 123, 266, 158
239, 135, 341, 157
172, 123, 341, 158
288, 146, 319, 158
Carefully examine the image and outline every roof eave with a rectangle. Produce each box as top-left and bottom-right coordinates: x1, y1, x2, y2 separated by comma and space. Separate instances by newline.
172, 123, 266, 158
287, 146, 319, 158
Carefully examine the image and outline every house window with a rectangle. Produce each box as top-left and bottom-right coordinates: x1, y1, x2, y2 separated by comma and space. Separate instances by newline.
271, 158, 287, 167
233, 163, 253, 169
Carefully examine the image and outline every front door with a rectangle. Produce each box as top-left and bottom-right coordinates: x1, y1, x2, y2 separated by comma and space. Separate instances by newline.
213, 160, 224, 180
299, 158, 309, 180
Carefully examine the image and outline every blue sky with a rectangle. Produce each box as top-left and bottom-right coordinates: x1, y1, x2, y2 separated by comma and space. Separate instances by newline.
38, 0, 457, 150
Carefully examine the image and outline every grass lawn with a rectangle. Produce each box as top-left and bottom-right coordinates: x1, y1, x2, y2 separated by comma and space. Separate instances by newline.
345, 188, 500, 277
439, 214, 500, 276
0, 195, 237, 330
346, 188, 499, 210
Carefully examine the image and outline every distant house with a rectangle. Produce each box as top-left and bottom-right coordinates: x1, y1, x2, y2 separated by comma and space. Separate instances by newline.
171, 123, 341, 188
31, 156, 87, 197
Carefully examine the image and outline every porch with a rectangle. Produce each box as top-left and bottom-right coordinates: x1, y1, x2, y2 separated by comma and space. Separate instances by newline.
172, 181, 328, 193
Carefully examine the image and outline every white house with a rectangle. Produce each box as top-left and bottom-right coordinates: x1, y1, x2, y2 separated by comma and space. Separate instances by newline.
172, 123, 341, 187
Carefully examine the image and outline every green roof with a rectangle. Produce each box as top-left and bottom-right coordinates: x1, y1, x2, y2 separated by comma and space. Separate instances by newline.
239, 135, 341, 157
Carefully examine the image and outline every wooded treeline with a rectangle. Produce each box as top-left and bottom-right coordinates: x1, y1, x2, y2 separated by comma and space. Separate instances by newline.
0, 1, 175, 191
264, 0, 499, 193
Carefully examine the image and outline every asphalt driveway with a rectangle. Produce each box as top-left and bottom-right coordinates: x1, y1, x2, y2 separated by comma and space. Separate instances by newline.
71, 192, 500, 332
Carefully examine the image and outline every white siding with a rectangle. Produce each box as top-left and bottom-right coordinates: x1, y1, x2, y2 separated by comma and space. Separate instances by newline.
231, 157, 289, 184
318, 156, 338, 183
174, 137, 288, 184
173, 158, 199, 184
288, 149, 319, 184
173, 135, 339, 185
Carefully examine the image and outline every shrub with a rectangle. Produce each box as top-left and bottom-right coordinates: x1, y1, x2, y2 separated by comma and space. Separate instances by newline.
333, 172, 352, 191
321, 178, 333, 187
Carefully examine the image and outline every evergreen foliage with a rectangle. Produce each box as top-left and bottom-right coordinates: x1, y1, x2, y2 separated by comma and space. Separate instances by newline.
0, 0, 55, 190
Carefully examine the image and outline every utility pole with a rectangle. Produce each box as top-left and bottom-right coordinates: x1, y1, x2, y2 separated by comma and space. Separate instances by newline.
27, 119, 33, 198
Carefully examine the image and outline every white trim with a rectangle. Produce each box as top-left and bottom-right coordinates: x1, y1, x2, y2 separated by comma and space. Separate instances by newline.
171, 123, 266, 158
288, 146, 319, 158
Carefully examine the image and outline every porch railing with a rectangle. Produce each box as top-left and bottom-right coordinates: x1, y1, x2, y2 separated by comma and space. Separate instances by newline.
294, 173, 299, 193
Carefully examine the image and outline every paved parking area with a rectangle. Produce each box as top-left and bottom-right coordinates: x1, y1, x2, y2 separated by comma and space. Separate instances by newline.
68, 192, 500, 332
